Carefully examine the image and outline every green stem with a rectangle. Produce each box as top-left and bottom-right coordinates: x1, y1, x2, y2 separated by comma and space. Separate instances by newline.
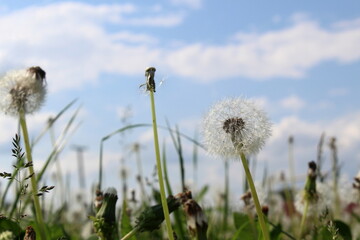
149, 90, 174, 240
223, 160, 229, 231
121, 227, 139, 240
19, 110, 47, 240
239, 152, 269, 240
298, 198, 309, 239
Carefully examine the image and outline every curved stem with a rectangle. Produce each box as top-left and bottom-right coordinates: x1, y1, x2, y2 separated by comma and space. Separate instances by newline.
19, 110, 47, 240
239, 152, 270, 240
149, 91, 174, 240
121, 226, 139, 240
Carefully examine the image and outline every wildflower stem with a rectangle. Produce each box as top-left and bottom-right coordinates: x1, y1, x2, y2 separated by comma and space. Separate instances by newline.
149, 90, 174, 240
121, 226, 139, 240
19, 110, 47, 240
223, 160, 229, 231
298, 198, 309, 239
239, 152, 269, 240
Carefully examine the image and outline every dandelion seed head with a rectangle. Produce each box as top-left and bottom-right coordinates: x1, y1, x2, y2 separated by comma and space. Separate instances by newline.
0, 67, 47, 116
104, 187, 117, 197
202, 97, 271, 158
0, 231, 15, 240
295, 181, 331, 217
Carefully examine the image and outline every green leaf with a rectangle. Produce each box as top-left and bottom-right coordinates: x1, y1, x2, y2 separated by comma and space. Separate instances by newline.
0, 218, 22, 236
195, 185, 209, 202
232, 212, 257, 240
334, 220, 352, 240
120, 199, 135, 239
87, 235, 99, 240
270, 224, 282, 240
317, 226, 332, 240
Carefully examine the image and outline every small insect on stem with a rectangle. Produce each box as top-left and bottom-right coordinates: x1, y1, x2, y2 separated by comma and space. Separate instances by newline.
145, 67, 156, 92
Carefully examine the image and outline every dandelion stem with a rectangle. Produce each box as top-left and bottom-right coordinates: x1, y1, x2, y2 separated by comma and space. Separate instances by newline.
149, 90, 174, 240
239, 152, 269, 240
298, 198, 309, 239
19, 109, 47, 240
121, 226, 139, 240
223, 160, 229, 231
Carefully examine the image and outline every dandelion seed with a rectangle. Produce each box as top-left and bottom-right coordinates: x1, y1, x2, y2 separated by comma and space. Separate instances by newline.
202, 97, 271, 158
0, 66, 46, 116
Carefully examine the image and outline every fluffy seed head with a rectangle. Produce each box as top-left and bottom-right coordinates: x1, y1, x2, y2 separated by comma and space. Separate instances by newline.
202, 97, 271, 158
0, 66, 47, 116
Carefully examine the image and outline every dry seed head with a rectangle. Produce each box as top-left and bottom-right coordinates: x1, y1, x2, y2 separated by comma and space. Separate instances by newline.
94, 190, 104, 211
223, 117, 245, 134
0, 66, 47, 116
202, 97, 271, 158
183, 199, 208, 237
23, 226, 36, 240
144, 66, 156, 92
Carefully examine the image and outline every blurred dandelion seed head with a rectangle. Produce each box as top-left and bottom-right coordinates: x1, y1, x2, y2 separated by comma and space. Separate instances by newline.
202, 97, 271, 158
0, 231, 15, 240
295, 181, 331, 217
0, 66, 47, 116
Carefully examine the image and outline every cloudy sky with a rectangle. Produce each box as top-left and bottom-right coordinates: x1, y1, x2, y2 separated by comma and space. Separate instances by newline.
0, 0, 359, 203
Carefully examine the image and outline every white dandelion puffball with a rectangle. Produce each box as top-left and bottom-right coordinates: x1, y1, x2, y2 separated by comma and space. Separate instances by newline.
202, 97, 271, 158
295, 182, 331, 217
0, 66, 47, 116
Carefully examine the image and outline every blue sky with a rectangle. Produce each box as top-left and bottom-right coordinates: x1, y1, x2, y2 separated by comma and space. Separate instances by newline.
0, 0, 359, 203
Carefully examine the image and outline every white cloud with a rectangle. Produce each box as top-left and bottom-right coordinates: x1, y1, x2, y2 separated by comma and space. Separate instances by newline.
258, 112, 360, 179
124, 14, 185, 27
112, 32, 158, 44
0, 112, 54, 144
169, 19, 360, 81
170, 0, 202, 9
1, 3, 360, 92
0, 2, 182, 92
280, 95, 306, 111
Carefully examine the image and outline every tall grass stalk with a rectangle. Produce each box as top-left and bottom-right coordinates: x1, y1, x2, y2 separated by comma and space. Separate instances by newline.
162, 141, 186, 239
19, 109, 47, 240
288, 136, 296, 190
133, 144, 147, 204
149, 90, 174, 240
239, 152, 270, 240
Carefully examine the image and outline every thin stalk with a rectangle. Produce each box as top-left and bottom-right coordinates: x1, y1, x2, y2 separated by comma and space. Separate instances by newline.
49, 125, 65, 206
239, 152, 269, 240
149, 90, 174, 240
135, 145, 147, 203
121, 226, 139, 240
162, 142, 186, 239
223, 160, 229, 231
288, 136, 296, 190
298, 199, 309, 239
19, 110, 47, 240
